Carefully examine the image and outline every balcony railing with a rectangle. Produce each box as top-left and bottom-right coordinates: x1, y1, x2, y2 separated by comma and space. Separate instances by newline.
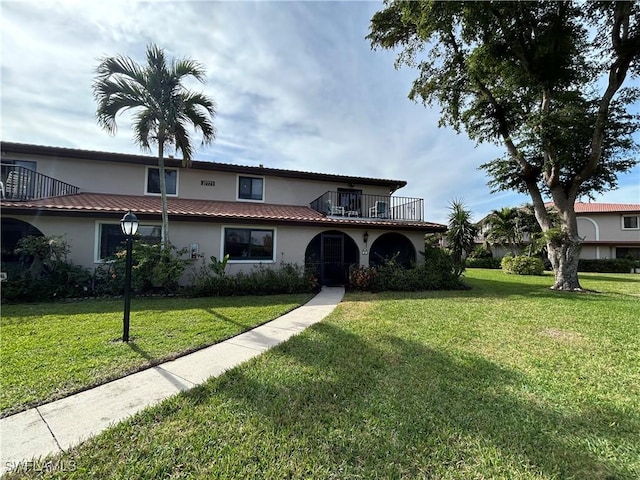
1, 164, 80, 201
310, 191, 424, 222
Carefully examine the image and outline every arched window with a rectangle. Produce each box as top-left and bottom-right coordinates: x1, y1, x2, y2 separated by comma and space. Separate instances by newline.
369, 232, 416, 268
1, 218, 44, 264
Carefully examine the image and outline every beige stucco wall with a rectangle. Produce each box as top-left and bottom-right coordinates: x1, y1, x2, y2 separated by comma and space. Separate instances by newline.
3, 213, 425, 282
577, 214, 640, 243
13, 153, 394, 206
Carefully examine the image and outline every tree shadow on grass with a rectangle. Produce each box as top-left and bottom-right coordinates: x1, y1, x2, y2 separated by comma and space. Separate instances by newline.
346, 277, 614, 304
178, 321, 638, 479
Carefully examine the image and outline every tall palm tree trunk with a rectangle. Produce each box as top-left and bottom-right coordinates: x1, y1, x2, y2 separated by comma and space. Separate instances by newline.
157, 141, 169, 249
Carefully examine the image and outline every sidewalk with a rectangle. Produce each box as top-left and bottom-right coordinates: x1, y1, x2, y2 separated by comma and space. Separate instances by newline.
0, 287, 344, 474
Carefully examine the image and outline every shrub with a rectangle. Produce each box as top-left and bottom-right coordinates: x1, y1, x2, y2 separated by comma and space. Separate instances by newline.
469, 245, 493, 259
362, 250, 463, 292
348, 265, 377, 291
466, 257, 502, 269
501, 255, 544, 276
189, 261, 318, 297
94, 243, 192, 296
1, 235, 93, 302
577, 258, 636, 273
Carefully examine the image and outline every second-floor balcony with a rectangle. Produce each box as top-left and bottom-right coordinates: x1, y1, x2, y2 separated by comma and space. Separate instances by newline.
1, 164, 80, 201
311, 191, 424, 222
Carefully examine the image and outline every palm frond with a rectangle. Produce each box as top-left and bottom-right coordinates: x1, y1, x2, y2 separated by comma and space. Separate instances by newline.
173, 121, 194, 166
93, 43, 216, 160
173, 59, 207, 83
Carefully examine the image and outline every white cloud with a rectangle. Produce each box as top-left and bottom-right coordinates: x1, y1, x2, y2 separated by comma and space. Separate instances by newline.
1, 0, 638, 225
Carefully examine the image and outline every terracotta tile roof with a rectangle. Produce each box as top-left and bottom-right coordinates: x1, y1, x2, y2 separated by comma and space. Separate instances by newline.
543, 202, 640, 213
1, 193, 446, 231
573, 202, 640, 214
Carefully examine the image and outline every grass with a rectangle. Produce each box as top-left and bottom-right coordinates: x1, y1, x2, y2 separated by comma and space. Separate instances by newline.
0, 294, 312, 416
4, 270, 640, 479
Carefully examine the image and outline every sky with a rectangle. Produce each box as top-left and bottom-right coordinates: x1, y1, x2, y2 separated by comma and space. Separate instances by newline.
1, 0, 638, 224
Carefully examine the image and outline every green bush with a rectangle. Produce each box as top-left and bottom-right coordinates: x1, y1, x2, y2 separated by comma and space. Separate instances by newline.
94, 243, 192, 296
501, 255, 544, 276
348, 265, 377, 291
189, 261, 319, 297
361, 250, 463, 292
577, 258, 636, 273
1, 235, 93, 302
466, 257, 503, 269
469, 245, 493, 259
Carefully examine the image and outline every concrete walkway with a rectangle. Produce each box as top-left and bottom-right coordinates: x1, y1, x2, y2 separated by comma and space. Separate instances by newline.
0, 287, 344, 475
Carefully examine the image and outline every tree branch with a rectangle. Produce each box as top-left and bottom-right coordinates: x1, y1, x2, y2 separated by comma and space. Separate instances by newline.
575, 2, 639, 190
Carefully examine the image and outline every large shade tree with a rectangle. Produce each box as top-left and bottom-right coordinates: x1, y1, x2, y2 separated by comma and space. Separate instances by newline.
368, 1, 639, 290
93, 44, 217, 248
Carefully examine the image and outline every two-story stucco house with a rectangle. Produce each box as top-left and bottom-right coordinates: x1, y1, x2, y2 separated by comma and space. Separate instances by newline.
475, 202, 640, 261
1, 142, 446, 285
574, 202, 640, 260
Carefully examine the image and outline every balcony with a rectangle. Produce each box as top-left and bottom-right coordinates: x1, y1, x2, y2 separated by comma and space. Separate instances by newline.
310, 191, 424, 222
1, 164, 80, 201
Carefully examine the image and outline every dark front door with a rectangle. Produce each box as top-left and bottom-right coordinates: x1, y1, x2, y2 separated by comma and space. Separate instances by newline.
321, 233, 345, 285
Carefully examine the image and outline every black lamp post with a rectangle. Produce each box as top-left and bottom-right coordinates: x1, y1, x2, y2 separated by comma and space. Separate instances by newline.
120, 211, 139, 342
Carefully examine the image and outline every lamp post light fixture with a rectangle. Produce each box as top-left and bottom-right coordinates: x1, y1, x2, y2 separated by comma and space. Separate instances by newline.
120, 211, 139, 342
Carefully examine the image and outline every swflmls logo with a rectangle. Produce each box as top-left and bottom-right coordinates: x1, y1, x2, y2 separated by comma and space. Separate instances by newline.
200, 180, 215, 186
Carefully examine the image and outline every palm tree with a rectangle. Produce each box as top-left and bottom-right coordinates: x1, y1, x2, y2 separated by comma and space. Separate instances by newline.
446, 200, 478, 276
483, 207, 522, 255
93, 44, 216, 248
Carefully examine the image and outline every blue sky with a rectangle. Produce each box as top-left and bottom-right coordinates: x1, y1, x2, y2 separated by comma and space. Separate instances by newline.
1, 0, 638, 224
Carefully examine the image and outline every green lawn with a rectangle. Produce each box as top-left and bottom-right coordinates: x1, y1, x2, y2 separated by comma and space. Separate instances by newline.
4, 270, 640, 479
0, 294, 312, 416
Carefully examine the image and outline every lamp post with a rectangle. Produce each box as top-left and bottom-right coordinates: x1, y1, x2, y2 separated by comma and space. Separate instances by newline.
120, 211, 139, 342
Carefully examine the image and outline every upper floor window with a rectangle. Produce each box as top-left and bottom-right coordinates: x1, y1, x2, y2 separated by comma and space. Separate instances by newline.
223, 227, 274, 261
622, 215, 639, 230
238, 175, 264, 201
146, 167, 178, 196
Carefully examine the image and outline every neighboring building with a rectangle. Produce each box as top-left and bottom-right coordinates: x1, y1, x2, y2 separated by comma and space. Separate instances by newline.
574, 203, 640, 260
0, 142, 446, 285
475, 202, 640, 261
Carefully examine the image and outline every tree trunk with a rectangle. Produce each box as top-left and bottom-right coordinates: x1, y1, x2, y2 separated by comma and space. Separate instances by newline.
546, 237, 582, 291
157, 142, 170, 249
537, 190, 584, 291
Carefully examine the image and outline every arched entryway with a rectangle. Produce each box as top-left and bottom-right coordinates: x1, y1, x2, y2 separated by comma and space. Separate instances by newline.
369, 232, 416, 267
1, 218, 44, 265
305, 230, 359, 286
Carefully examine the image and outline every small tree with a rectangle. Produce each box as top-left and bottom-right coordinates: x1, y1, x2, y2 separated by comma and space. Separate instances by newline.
445, 200, 478, 277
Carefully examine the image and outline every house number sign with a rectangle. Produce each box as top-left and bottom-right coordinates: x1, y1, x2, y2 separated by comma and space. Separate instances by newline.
200, 180, 216, 186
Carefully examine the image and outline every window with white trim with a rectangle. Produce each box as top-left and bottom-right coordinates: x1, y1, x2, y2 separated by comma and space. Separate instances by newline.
237, 176, 264, 201
223, 227, 274, 261
622, 215, 639, 230
96, 223, 161, 261
146, 167, 178, 196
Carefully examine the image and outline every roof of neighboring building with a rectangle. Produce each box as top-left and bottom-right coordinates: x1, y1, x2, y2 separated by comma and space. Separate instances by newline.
0, 141, 407, 192
0, 193, 446, 232
572, 202, 640, 214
